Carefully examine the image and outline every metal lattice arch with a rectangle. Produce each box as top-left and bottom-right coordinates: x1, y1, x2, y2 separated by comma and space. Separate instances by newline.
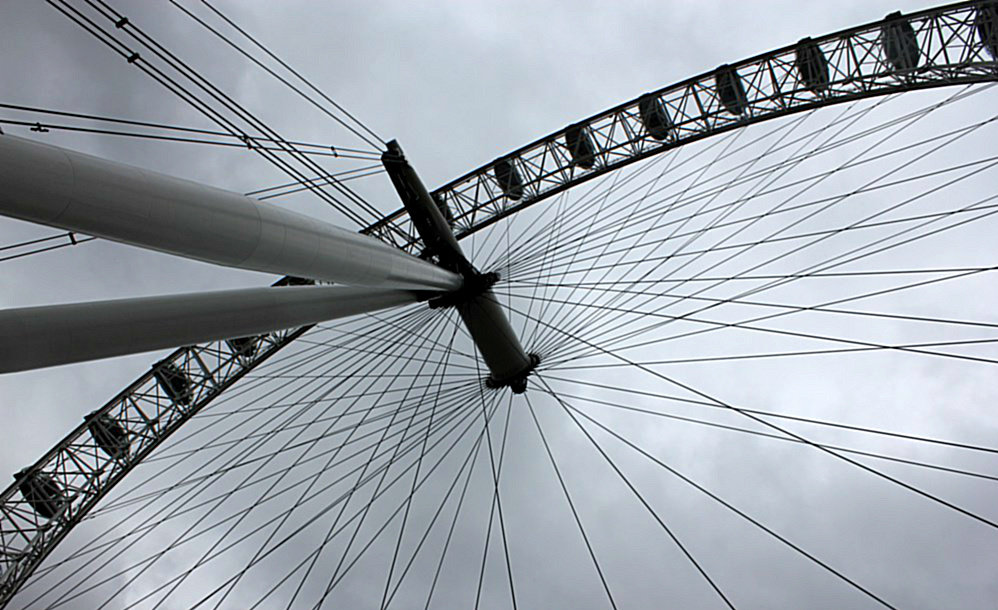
368, 2, 998, 250
0, 1, 996, 607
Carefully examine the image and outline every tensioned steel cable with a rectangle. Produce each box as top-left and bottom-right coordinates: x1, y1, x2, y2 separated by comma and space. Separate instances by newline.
381, 396, 500, 609
32, 306, 448, 607
87, 308, 442, 508
515, 311, 998, 531
514, 161, 998, 289
83, 0, 385, 223
557, 188, 998, 366
45, 0, 375, 226
491, 94, 895, 276
47, 389, 485, 608
0, 102, 380, 157
290, 315, 459, 609
530, 385, 998, 482
520, 92, 945, 357
530, 115, 998, 364
530, 106, 813, 356
523, 392, 619, 609
377, 319, 464, 610
547, 337, 998, 369
527, 281, 998, 334
494, 100, 883, 356
0, 118, 373, 158
502, 267, 998, 366
537, 373, 998, 456
322, 392, 507, 609
84, 0, 386, 228
119, 388, 486, 610
46, 0, 381, 228
535, 377, 738, 610
137, 312, 456, 609
0, 231, 96, 263
279, 394, 497, 610
172, 0, 384, 151
27, 308, 437, 583
289, 394, 503, 610
496, 85, 994, 282
537, 376, 898, 610
180, 387, 500, 609
467, 338, 518, 610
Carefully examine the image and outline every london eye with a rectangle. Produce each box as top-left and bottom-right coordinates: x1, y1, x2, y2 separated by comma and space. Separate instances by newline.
0, 1, 996, 608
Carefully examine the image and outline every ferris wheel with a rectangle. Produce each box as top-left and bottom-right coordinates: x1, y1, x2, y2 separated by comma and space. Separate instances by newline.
0, 1, 997, 607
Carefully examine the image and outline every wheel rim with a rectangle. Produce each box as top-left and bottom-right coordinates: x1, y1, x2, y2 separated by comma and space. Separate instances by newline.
2, 2, 997, 608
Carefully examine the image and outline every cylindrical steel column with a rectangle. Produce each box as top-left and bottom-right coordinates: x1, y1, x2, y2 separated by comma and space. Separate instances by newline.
455, 289, 535, 390
0, 134, 461, 291
0, 285, 417, 373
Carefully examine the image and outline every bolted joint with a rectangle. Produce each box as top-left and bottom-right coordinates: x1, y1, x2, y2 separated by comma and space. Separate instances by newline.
485, 353, 540, 394
428, 271, 499, 309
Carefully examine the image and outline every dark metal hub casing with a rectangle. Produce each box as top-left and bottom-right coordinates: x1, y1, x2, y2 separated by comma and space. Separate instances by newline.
383, 140, 537, 392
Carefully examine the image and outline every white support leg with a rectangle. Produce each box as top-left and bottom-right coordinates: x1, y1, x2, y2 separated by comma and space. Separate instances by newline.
0, 285, 418, 373
0, 134, 460, 291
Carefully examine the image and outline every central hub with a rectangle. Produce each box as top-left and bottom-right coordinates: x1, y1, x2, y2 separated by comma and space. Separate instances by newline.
383, 140, 538, 393
426, 271, 499, 310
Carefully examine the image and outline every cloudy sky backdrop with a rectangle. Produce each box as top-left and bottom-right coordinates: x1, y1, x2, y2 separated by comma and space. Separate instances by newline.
1, 1, 996, 608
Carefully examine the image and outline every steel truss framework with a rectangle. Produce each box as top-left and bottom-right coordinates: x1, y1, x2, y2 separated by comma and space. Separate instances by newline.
0, 297, 312, 602
1, 0, 997, 605
365, 1, 998, 252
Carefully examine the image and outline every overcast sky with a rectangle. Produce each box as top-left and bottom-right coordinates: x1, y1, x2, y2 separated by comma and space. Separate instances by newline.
1, 1, 997, 608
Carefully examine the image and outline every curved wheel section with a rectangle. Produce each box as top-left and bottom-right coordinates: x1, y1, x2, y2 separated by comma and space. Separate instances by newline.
366, 1, 998, 252
0, 305, 311, 602
1, 1, 998, 607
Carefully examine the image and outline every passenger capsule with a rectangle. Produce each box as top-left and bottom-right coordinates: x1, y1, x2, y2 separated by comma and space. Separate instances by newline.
977, 3, 998, 58
714, 65, 747, 115
564, 123, 596, 169
493, 158, 524, 201
226, 335, 260, 359
881, 12, 919, 71
153, 361, 193, 406
795, 38, 829, 92
86, 412, 130, 459
432, 192, 456, 227
638, 94, 673, 140
14, 468, 65, 520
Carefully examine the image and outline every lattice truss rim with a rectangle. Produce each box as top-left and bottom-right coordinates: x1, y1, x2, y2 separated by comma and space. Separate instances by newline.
1, 0, 997, 604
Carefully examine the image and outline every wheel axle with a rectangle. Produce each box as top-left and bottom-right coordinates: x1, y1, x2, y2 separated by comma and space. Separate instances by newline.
426, 271, 500, 310
383, 140, 538, 392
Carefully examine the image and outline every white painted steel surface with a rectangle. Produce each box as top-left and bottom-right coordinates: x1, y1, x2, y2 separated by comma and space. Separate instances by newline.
0, 135, 461, 290
0, 285, 417, 372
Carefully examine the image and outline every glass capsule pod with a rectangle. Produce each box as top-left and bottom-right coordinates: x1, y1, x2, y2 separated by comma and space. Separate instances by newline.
226, 335, 260, 359
86, 412, 130, 459
14, 468, 65, 520
153, 361, 194, 406
493, 157, 524, 201
274, 276, 313, 287
431, 192, 456, 228
714, 65, 748, 115
977, 2, 998, 58
795, 37, 830, 93
881, 12, 920, 72
564, 123, 597, 169
638, 94, 673, 141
